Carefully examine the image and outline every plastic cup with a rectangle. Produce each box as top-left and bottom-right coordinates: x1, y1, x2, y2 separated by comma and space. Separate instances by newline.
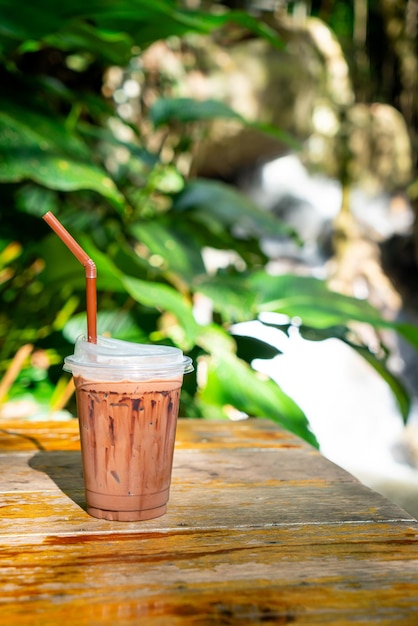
63, 336, 193, 521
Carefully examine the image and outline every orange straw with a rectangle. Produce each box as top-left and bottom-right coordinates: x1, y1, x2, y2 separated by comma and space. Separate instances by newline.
43, 211, 97, 343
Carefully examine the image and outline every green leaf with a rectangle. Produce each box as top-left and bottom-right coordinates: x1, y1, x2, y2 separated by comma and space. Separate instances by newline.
151, 97, 299, 149
63, 310, 148, 344
254, 273, 418, 355
0, 3, 66, 52
0, 0, 173, 53
255, 274, 418, 422
0, 1, 284, 58
130, 220, 206, 283
394, 323, 418, 352
199, 352, 318, 447
6, 154, 122, 205
150, 97, 243, 128
0, 98, 89, 159
196, 273, 257, 323
196, 324, 237, 355
173, 179, 299, 241
78, 122, 158, 168
253, 274, 389, 328
148, 8, 284, 49
16, 184, 59, 218
40, 234, 86, 290
0, 103, 125, 209
211, 10, 284, 49
233, 334, 282, 363
41, 232, 126, 293
247, 120, 301, 151
89, 6, 283, 50
76, 236, 128, 293
122, 275, 198, 345
351, 343, 411, 423
44, 22, 134, 66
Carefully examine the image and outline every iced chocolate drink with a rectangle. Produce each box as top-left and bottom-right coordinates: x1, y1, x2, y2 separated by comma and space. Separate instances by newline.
64, 336, 193, 521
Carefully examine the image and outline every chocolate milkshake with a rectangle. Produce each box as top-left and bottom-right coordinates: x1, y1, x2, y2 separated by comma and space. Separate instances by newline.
64, 336, 193, 521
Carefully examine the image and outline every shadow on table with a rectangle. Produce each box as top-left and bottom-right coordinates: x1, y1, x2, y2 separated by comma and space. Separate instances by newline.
29, 451, 87, 511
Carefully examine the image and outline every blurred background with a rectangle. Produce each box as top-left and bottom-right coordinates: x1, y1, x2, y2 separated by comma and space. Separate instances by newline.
2, 0, 418, 515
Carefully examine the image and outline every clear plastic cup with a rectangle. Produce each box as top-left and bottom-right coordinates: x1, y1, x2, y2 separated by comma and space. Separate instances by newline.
64, 336, 193, 521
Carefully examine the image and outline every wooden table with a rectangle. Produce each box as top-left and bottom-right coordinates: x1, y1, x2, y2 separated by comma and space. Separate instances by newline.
1, 417, 418, 625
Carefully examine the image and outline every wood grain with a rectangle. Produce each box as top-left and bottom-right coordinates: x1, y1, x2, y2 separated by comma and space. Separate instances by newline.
1, 418, 418, 625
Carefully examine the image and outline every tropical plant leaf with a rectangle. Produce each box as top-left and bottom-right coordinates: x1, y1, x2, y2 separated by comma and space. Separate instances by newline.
0, 0, 189, 54
173, 179, 299, 241
77, 236, 128, 293
151, 97, 299, 149
40, 234, 86, 289
0, 104, 125, 209
253, 273, 418, 354
199, 352, 318, 448
16, 184, 59, 218
0, 99, 89, 159
130, 220, 206, 282
79, 123, 158, 167
196, 323, 237, 355
122, 275, 198, 345
196, 273, 257, 322
91, 4, 283, 50
63, 310, 148, 344
394, 323, 418, 352
0, 0, 277, 55
209, 9, 284, 49
0, 1, 283, 67
40, 232, 127, 293
232, 334, 282, 363
44, 22, 134, 66
351, 343, 411, 423
253, 273, 392, 327
150, 97, 243, 127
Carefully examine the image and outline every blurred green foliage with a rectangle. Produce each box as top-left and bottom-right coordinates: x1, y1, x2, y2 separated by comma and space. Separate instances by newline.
1, 0, 417, 447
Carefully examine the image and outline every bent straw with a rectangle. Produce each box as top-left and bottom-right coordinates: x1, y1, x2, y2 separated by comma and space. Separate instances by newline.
43, 211, 97, 343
